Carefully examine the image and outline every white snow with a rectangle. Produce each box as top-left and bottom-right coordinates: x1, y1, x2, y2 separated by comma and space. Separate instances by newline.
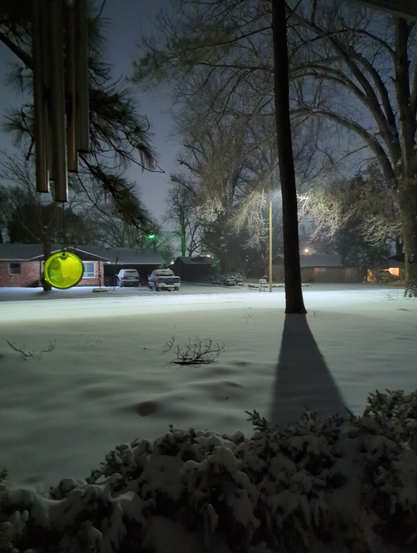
0, 282, 416, 492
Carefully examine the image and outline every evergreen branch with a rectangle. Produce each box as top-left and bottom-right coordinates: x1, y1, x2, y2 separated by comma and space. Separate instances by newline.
0, 31, 32, 68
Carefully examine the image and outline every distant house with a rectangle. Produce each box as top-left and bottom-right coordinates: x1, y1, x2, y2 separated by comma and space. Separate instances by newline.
364, 254, 405, 282
387, 254, 405, 279
172, 256, 219, 282
0, 244, 108, 288
104, 248, 164, 286
272, 254, 365, 283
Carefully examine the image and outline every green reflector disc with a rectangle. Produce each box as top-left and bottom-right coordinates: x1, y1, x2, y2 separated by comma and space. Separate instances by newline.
43, 251, 84, 289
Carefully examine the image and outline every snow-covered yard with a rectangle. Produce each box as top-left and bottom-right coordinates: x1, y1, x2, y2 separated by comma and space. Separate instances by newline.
0, 283, 416, 552
0, 283, 415, 486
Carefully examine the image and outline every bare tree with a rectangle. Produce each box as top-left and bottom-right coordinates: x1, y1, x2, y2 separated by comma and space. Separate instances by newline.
171, 80, 256, 272
164, 177, 203, 257
302, 164, 401, 249
133, 0, 337, 309
289, 0, 417, 293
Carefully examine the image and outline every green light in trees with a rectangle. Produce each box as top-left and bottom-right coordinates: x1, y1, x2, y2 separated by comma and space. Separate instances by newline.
148, 234, 155, 239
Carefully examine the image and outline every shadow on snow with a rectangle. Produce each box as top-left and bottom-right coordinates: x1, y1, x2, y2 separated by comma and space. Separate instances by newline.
269, 314, 346, 425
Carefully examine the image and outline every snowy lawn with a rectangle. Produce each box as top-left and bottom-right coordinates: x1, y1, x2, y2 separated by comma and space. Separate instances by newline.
0, 283, 415, 488
1, 283, 417, 552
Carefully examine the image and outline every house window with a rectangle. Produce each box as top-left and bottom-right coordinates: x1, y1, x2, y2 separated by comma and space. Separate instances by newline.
314, 267, 326, 274
9, 262, 21, 275
83, 262, 95, 278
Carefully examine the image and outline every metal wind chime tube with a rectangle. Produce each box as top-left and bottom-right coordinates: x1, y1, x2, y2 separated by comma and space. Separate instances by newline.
44, 0, 56, 182
74, 0, 90, 154
32, 0, 90, 201
32, 0, 49, 193
65, 2, 79, 173
48, 0, 68, 202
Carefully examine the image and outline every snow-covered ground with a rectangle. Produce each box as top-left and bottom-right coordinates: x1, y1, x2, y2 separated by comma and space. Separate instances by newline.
0, 283, 416, 490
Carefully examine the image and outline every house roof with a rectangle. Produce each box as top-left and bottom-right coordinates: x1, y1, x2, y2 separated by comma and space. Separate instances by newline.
0, 244, 164, 265
175, 256, 219, 265
389, 254, 405, 268
300, 254, 344, 267
274, 254, 345, 267
105, 248, 163, 265
0, 244, 108, 261
0, 244, 43, 261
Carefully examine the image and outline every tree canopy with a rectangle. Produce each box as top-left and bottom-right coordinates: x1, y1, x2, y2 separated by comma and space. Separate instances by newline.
0, 0, 157, 231
132, 0, 417, 294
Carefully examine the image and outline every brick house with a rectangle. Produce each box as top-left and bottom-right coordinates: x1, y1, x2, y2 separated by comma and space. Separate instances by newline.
0, 244, 108, 288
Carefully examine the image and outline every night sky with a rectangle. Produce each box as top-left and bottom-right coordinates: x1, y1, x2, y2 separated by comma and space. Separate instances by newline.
0, 0, 177, 221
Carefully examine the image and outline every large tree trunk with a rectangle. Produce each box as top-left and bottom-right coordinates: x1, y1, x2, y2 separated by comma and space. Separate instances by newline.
399, 180, 417, 296
272, 0, 306, 314
393, 18, 417, 296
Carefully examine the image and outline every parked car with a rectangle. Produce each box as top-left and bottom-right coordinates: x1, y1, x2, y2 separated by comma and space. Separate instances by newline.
148, 269, 181, 291
116, 269, 140, 287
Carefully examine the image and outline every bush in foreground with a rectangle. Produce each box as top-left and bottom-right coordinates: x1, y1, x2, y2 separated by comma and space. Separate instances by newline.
1, 390, 417, 553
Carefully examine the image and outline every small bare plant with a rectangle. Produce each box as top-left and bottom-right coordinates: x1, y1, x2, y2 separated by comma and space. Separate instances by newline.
77, 340, 103, 348
163, 336, 225, 365
243, 307, 257, 324
7, 340, 56, 359
162, 335, 176, 354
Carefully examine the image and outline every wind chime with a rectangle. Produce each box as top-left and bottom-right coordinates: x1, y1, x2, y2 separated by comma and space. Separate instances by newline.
32, 0, 89, 288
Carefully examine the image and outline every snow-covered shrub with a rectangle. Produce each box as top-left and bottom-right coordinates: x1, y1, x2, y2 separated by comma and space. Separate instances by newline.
374, 270, 400, 285
355, 390, 417, 547
1, 390, 417, 552
209, 273, 244, 286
